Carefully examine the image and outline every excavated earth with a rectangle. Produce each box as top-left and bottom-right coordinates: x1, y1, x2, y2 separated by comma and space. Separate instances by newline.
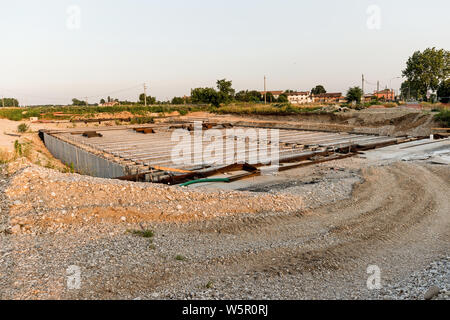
0, 154, 448, 300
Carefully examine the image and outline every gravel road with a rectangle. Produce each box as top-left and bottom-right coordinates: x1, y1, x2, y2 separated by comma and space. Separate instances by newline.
0, 158, 448, 300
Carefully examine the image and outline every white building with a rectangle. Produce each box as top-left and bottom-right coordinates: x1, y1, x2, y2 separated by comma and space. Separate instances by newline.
287, 91, 312, 104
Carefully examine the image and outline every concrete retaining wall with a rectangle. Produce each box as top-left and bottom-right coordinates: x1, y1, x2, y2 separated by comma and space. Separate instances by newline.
43, 132, 127, 178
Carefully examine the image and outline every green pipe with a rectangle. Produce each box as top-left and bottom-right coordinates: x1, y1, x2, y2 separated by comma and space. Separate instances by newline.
179, 178, 230, 187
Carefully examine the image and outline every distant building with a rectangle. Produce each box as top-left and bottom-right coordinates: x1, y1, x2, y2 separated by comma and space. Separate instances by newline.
312, 93, 344, 103
287, 92, 312, 104
99, 101, 119, 107
363, 93, 377, 101
374, 89, 395, 101
260, 91, 284, 99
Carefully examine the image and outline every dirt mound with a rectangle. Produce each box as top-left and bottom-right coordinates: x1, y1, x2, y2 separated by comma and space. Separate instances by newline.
228, 110, 438, 137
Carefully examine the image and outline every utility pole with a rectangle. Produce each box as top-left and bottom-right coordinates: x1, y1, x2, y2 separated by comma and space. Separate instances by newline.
143, 83, 147, 107
377, 81, 379, 93
264, 76, 267, 105
361, 75, 364, 97
2, 96, 4, 108
85, 97, 88, 107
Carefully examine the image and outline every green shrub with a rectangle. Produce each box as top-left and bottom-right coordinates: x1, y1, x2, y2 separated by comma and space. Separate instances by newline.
434, 109, 450, 127
0, 105, 198, 121
212, 103, 322, 115
17, 123, 29, 133
130, 117, 154, 124
14, 140, 22, 156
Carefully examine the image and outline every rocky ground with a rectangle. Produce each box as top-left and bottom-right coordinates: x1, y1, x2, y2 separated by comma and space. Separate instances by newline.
0, 156, 448, 300
366, 256, 449, 300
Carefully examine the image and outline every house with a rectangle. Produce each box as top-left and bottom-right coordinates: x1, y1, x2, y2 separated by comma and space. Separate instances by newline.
287, 92, 312, 104
312, 93, 344, 103
363, 93, 377, 102
374, 89, 395, 101
260, 91, 284, 99
99, 101, 119, 107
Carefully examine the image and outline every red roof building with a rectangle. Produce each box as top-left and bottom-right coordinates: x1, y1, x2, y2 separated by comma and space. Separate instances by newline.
312, 93, 344, 103
374, 89, 395, 101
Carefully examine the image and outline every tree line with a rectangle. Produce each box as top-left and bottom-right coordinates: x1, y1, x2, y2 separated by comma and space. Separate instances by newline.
5, 47, 448, 108
0, 98, 19, 107
189, 81, 331, 106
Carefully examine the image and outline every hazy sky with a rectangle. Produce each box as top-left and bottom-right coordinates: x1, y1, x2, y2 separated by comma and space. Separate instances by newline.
1, 0, 449, 105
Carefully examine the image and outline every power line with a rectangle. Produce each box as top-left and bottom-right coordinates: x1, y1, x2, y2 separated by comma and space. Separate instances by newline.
0, 83, 143, 105
80, 84, 142, 99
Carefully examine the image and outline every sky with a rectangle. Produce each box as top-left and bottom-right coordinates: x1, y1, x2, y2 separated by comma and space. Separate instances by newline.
0, 0, 449, 105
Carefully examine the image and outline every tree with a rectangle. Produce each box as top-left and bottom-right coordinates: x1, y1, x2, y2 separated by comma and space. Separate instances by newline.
235, 90, 248, 102
171, 97, 185, 105
1, 97, 19, 107
264, 92, 275, 103
100, 98, 106, 104
235, 90, 261, 102
277, 94, 289, 103
139, 93, 156, 105
191, 87, 220, 106
72, 98, 85, 106
311, 85, 326, 95
402, 47, 450, 100
400, 80, 424, 101
216, 79, 235, 105
190, 79, 235, 107
437, 79, 450, 103
247, 90, 262, 102
346, 87, 363, 103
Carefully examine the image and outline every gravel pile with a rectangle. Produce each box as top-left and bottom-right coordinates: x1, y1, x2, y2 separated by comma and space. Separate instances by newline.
2, 160, 305, 235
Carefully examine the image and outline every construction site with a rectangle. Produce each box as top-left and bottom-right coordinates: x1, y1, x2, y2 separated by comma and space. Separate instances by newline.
38, 111, 446, 184
0, 108, 449, 300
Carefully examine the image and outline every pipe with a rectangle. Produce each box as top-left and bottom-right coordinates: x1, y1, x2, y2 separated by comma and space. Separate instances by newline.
179, 178, 230, 187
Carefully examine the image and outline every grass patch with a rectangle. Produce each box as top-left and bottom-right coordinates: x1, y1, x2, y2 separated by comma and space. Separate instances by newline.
45, 161, 56, 169
0, 149, 14, 164
17, 123, 30, 133
175, 254, 186, 261
130, 117, 154, 125
14, 140, 22, 156
434, 109, 450, 127
0, 105, 204, 121
211, 103, 323, 115
205, 281, 214, 289
127, 229, 155, 238
63, 162, 75, 173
